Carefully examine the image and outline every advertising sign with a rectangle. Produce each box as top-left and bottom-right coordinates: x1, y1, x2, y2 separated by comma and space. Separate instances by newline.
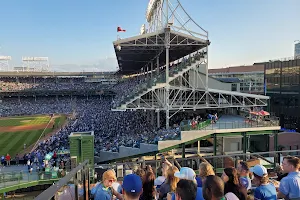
22, 57, 48, 61
0, 56, 11, 60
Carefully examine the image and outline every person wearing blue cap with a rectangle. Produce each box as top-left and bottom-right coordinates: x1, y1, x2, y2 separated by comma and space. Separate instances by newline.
122, 174, 143, 200
250, 164, 277, 200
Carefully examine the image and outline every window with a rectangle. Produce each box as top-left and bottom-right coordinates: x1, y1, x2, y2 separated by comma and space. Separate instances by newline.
231, 83, 237, 91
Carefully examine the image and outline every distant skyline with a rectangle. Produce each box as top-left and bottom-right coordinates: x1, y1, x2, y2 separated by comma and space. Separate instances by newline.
0, 0, 299, 71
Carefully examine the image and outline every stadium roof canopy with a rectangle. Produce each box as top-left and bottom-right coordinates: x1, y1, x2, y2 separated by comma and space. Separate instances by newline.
113, 28, 210, 75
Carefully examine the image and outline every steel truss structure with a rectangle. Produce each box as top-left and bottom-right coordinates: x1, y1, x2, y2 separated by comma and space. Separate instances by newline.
0, 57, 11, 71
113, 0, 270, 128
21, 56, 50, 72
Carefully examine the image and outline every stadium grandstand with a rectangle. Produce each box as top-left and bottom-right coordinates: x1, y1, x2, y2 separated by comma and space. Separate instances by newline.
0, 0, 299, 199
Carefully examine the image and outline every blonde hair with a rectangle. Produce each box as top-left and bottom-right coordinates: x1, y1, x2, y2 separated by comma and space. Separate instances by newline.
102, 169, 117, 182
166, 166, 180, 192
199, 162, 215, 178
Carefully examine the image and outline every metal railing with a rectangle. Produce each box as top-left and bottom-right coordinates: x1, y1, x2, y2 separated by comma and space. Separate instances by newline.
0, 170, 62, 189
180, 119, 279, 131
35, 160, 90, 200
97, 149, 300, 178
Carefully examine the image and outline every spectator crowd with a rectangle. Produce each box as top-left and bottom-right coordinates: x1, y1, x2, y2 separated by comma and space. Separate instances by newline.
90, 155, 300, 200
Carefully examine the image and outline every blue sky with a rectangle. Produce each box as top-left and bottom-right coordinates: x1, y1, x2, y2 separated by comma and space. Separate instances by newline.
0, 0, 299, 71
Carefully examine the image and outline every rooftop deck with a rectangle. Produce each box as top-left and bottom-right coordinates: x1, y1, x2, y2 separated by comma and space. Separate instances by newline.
181, 115, 280, 131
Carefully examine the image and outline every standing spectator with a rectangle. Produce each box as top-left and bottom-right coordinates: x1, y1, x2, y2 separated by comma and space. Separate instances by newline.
15, 154, 19, 166
274, 164, 287, 181
5, 154, 11, 166
203, 175, 239, 200
27, 160, 31, 173
173, 167, 203, 200
159, 166, 179, 200
198, 162, 215, 187
140, 172, 157, 200
174, 179, 197, 200
1, 155, 5, 167
91, 169, 123, 200
122, 174, 143, 200
237, 161, 252, 191
250, 165, 277, 200
221, 168, 246, 200
278, 156, 300, 199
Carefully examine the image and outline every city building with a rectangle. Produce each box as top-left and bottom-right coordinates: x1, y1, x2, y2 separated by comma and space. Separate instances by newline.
264, 57, 300, 130
208, 64, 265, 94
295, 42, 300, 58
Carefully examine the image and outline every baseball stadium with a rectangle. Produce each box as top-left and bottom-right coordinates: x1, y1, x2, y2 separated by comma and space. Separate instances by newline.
0, 0, 300, 200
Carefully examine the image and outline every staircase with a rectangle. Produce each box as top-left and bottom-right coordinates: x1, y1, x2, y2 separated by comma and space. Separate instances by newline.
115, 52, 206, 109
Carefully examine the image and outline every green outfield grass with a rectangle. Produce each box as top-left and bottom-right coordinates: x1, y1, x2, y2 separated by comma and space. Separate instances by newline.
0, 114, 67, 157
0, 115, 51, 127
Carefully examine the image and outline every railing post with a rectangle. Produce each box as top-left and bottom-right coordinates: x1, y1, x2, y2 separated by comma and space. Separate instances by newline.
74, 172, 79, 200
274, 131, 279, 168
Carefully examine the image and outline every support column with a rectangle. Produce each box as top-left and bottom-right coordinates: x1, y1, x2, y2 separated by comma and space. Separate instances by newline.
213, 134, 217, 156
242, 132, 247, 154
165, 28, 170, 129
151, 61, 153, 79
274, 131, 279, 168
151, 110, 154, 125
74, 172, 79, 200
213, 133, 217, 169
157, 110, 160, 128
156, 56, 159, 75
182, 144, 186, 166
242, 132, 247, 161
197, 140, 200, 154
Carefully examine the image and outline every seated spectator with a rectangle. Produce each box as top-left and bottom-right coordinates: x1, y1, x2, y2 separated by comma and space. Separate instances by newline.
174, 179, 197, 200
91, 169, 123, 200
221, 167, 246, 200
122, 174, 143, 200
203, 175, 239, 200
250, 165, 277, 200
278, 156, 300, 199
140, 171, 157, 200
159, 166, 179, 200
237, 161, 252, 191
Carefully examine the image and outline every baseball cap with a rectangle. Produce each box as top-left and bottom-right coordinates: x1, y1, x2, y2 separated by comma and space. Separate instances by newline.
250, 164, 267, 177
122, 174, 142, 194
174, 167, 196, 181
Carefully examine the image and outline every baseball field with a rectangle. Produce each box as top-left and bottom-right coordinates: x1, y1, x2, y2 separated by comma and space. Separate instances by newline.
0, 114, 67, 157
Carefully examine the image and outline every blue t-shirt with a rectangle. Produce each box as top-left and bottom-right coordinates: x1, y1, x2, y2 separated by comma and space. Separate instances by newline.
240, 176, 252, 190
196, 177, 202, 187
254, 183, 277, 200
91, 183, 112, 200
172, 187, 204, 200
279, 172, 300, 199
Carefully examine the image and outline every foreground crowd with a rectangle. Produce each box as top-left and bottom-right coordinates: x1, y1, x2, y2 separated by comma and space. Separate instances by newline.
91, 156, 300, 200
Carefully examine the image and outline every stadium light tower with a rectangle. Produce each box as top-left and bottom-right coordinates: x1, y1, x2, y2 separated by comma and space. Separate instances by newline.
0, 46, 11, 71
22, 56, 50, 72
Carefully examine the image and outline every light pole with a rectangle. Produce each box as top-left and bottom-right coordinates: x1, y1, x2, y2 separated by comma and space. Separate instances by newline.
294, 40, 300, 59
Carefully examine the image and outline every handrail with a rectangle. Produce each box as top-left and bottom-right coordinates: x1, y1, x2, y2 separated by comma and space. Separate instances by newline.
35, 160, 89, 200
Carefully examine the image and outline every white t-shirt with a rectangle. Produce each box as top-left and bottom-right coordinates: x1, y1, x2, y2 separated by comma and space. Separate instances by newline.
225, 192, 239, 200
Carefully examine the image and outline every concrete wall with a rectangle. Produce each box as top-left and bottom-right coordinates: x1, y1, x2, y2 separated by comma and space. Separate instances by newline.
223, 137, 242, 152
269, 132, 300, 151
96, 143, 158, 163
189, 64, 240, 92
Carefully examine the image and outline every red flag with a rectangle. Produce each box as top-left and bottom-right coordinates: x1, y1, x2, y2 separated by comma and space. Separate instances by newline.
117, 26, 126, 32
